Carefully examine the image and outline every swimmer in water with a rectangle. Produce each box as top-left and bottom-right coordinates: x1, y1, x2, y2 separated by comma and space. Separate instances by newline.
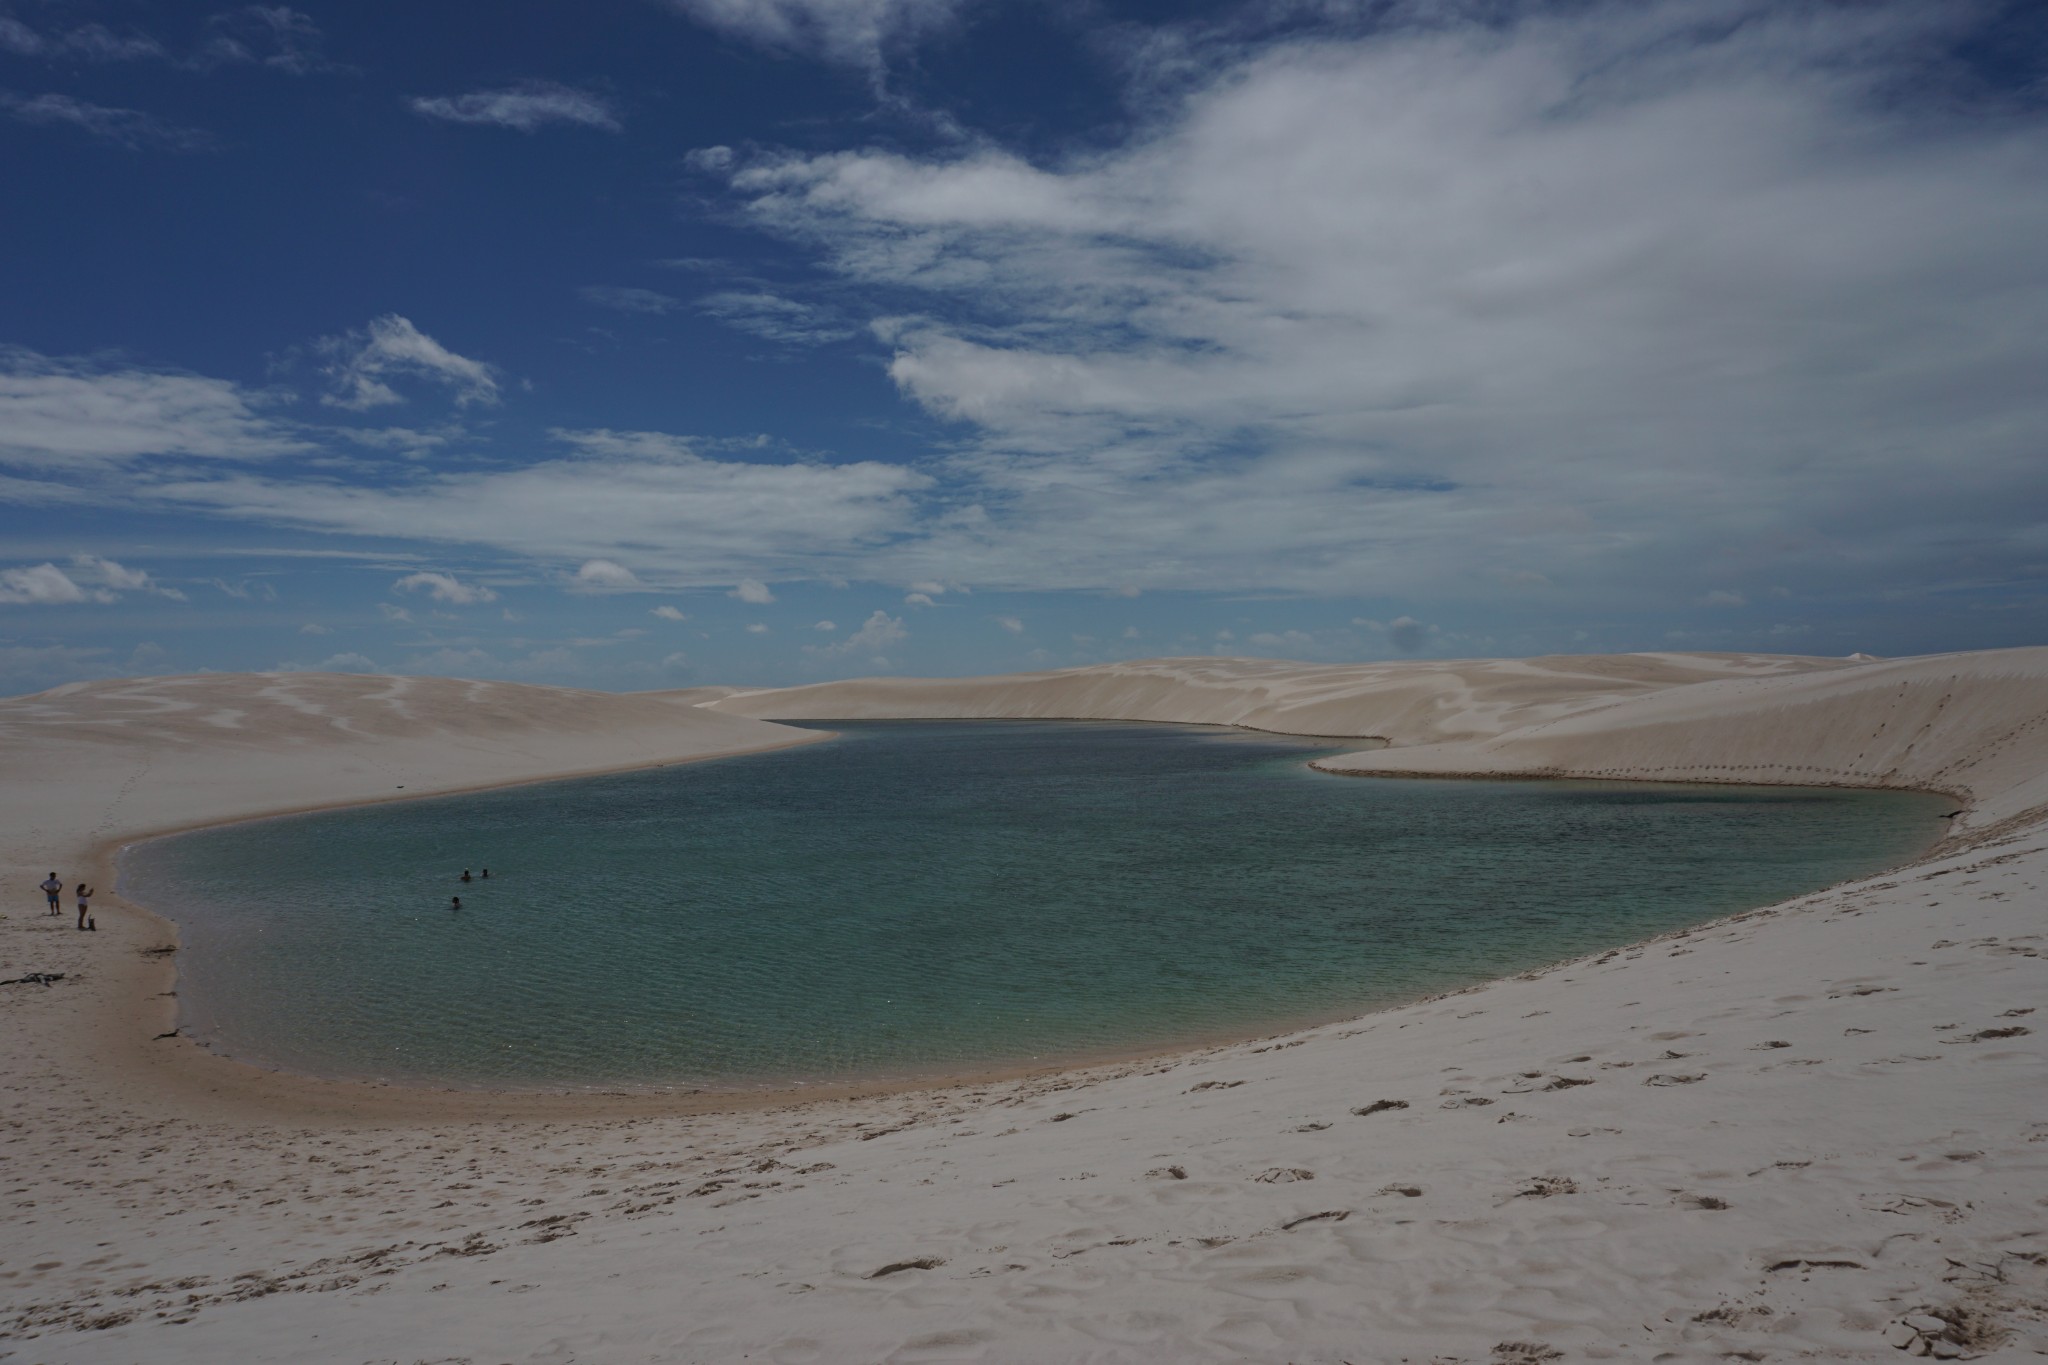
451, 895, 462, 910
480, 867, 490, 879
460, 869, 472, 883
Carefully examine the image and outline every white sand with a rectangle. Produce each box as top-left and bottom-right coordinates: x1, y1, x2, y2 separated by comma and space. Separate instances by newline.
3, 653, 2045, 1362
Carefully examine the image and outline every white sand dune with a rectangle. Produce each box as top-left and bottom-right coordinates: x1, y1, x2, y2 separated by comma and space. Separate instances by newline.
3, 652, 2045, 1362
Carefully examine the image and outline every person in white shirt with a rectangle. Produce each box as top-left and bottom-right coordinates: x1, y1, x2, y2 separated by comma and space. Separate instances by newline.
40, 873, 62, 916
75, 883, 94, 931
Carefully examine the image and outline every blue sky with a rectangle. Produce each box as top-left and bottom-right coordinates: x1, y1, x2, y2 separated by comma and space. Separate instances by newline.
2, 0, 2045, 692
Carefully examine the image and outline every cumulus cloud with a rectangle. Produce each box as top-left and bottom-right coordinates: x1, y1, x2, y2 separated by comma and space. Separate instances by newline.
651, 604, 689, 621
745, 622, 769, 633
730, 577, 776, 604
0, 557, 183, 605
316, 315, 500, 410
408, 82, 621, 133
805, 608, 906, 661
0, 562, 103, 605
903, 591, 936, 606
573, 559, 641, 589
394, 570, 497, 605
0, 92, 211, 151
814, 619, 836, 631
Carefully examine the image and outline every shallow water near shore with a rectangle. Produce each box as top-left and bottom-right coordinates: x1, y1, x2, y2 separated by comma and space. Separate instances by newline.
121, 720, 1948, 1091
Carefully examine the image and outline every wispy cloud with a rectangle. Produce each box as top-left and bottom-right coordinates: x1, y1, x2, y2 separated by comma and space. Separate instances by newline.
696, 290, 853, 345
662, 0, 969, 72
579, 285, 680, 315
408, 81, 621, 133
0, 6, 329, 71
0, 92, 211, 151
0, 348, 301, 464
0, 17, 164, 62
315, 315, 500, 410
193, 6, 331, 74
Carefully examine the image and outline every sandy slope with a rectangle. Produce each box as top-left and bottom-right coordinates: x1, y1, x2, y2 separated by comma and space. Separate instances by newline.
3, 653, 2046, 1363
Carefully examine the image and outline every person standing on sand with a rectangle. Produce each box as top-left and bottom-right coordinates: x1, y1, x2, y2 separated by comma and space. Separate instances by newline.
75, 883, 93, 930
41, 873, 62, 916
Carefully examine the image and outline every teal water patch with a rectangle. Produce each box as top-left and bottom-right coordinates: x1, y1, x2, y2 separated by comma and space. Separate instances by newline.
120, 721, 1948, 1091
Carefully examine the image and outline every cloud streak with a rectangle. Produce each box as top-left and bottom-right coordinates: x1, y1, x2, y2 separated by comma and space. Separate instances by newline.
409, 82, 621, 133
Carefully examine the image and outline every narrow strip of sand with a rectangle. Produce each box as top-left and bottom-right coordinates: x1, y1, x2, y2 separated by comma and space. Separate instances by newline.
4, 651, 2044, 1361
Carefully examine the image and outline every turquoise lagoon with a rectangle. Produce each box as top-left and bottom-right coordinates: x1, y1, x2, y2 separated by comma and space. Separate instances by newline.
119, 721, 1948, 1090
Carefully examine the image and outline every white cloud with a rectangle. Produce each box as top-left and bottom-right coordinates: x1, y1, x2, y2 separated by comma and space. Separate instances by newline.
316, 315, 500, 410
299, 621, 330, 635
0, 92, 210, 151
814, 619, 836, 631
1699, 590, 1748, 607
0, 557, 183, 605
377, 602, 414, 622
696, 290, 853, 345
701, 1, 2048, 610
805, 607, 907, 660
408, 82, 621, 133
662, 0, 967, 70
278, 651, 380, 674
212, 577, 280, 601
580, 285, 680, 315
394, 570, 497, 605
651, 604, 689, 621
0, 18, 164, 62
745, 622, 770, 633
152, 436, 929, 587
573, 559, 641, 589
995, 615, 1023, 633
194, 7, 329, 74
908, 580, 945, 595
903, 591, 935, 607
0, 349, 300, 465
76, 555, 184, 600
730, 577, 776, 604
0, 563, 104, 605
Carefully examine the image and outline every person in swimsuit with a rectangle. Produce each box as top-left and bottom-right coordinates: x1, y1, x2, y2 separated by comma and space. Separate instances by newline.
41, 874, 62, 916
451, 895, 462, 911
460, 869, 472, 883
75, 883, 94, 931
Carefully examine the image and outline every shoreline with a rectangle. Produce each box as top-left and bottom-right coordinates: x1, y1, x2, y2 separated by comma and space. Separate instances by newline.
99, 724, 1960, 1123
8, 653, 2046, 1361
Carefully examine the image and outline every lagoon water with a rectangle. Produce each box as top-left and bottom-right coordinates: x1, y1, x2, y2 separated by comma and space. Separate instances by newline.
122, 721, 1948, 1090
